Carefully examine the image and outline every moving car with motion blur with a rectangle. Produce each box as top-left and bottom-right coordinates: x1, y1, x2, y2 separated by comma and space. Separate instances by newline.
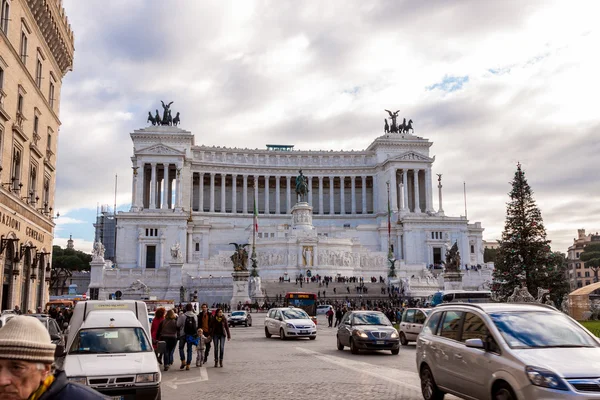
417, 303, 600, 400
265, 307, 317, 340
228, 310, 252, 327
336, 310, 400, 355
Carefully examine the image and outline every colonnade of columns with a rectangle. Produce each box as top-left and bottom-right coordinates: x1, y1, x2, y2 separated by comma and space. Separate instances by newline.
191, 173, 375, 215
391, 168, 434, 214
138, 163, 182, 210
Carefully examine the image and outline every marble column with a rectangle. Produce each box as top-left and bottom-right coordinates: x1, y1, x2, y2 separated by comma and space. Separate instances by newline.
402, 170, 409, 212
308, 176, 313, 207
150, 163, 157, 209
162, 163, 169, 209
221, 173, 227, 212
131, 167, 138, 211
231, 174, 237, 214
254, 176, 259, 213
264, 175, 270, 215
187, 232, 193, 263
351, 176, 356, 214
175, 166, 181, 208
340, 176, 346, 215
414, 169, 421, 213
136, 164, 144, 210
242, 175, 248, 213
275, 176, 281, 214
329, 176, 335, 215
361, 175, 367, 214
318, 176, 324, 215
209, 173, 215, 212
286, 176, 291, 213
425, 168, 433, 212
199, 173, 204, 212
390, 168, 397, 212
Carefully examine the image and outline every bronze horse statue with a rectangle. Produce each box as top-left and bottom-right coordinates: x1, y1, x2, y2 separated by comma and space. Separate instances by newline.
147, 112, 157, 126
402, 119, 414, 134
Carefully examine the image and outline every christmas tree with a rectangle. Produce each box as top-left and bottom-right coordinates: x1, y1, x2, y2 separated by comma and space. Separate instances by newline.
492, 163, 569, 304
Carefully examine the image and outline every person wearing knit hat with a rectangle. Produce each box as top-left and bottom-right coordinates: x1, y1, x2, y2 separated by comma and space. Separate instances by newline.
0, 316, 108, 400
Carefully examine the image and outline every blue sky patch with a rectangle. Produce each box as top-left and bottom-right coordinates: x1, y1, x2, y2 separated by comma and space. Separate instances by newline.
427, 75, 469, 92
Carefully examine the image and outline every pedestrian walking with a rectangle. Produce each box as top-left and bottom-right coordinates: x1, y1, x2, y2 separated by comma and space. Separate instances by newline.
209, 308, 231, 368
197, 303, 214, 363
334, 307, 343, 327
0, 316, 106, 399
157, 309, 178, 371
195, 328, 209, 367
326, 308, 334, 327
151, 307, 166, 365
176, 303, 197, 370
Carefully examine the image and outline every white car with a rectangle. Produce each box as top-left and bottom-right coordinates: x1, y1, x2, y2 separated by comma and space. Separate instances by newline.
264, 307, 317, 340
316, 305, 333, 315
398, 308, 431, 345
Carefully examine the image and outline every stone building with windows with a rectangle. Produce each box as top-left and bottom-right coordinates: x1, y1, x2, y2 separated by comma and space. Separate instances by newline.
567, 229, 600, 290
0, 0, 74, 311
90, 119, 489, 302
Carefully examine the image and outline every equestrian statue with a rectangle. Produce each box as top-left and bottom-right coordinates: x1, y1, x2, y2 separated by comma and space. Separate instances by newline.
295, 169, 309, 203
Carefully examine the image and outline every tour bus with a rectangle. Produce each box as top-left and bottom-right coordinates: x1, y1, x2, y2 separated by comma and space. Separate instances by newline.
430, 290, 492, 307
284, 292, 318, 324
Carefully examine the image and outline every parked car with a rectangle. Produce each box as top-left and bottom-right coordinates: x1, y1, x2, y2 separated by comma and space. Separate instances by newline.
336, 310, 400, 355
416, 302, 600, 400
0, 313, 16, 328
316, 305, 333, 315
27, 314, 66, 365
228, 311, 252, 327
264, 307, 317, 340
398, 308, 431, 345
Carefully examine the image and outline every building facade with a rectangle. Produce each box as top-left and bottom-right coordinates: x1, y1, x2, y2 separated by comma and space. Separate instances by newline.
0, 0, 74, 311
90, 120, 487, 302
567, 229, 600, 290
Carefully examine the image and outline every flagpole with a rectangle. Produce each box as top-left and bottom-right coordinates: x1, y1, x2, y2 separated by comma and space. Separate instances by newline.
387, 181, 392, 258
252, 177, 257, 260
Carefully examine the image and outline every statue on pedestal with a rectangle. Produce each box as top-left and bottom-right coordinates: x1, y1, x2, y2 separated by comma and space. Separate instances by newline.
230, 243, 249, 271
170, 242, 182, 261
443, 242, 461, 273
295, 170, 309, 203
92, 241, 105, 262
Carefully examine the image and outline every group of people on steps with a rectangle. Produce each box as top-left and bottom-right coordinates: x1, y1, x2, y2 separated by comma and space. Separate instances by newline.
151, 303, 231, 370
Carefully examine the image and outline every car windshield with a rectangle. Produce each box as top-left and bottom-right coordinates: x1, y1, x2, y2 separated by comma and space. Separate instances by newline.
231, 311, 245, 316
69, 327, 152, 354
490, 311, 599, 349
352, 313, 391, 326
282, 309, 309, 320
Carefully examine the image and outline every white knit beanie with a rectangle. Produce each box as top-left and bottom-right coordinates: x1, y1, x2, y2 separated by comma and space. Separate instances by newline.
0, 316, 56, 363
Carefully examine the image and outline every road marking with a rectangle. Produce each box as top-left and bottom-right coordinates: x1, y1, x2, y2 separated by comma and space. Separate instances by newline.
164, 367, 209, 389
296, 347, 421, 393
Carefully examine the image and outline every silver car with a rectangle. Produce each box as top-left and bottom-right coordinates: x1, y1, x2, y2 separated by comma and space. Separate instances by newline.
264, 307, 317, 340
416, 303, 600, 400
399, 308, 431, 345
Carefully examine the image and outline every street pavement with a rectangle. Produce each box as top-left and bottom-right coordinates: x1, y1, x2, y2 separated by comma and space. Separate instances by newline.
161, 313, 459, 400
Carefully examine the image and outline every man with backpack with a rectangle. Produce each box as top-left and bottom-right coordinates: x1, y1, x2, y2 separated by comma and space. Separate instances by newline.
176, 303, 197, 370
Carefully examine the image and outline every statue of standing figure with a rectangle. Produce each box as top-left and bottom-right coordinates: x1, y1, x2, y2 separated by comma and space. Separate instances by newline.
161, 101, 173, 125
295, 169, 309, 202
385, 109, 400, 133
443, 242, 461, 273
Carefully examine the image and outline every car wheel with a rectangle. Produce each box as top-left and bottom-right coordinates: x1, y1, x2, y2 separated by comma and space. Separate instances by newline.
280, 328, 286, 340
420, 364, 444, 400
350, 339, 359, 354
337, 336, 344, 351
391, 348, 400, 355
400, 332, 408, 346
493, 382, 517, 400
264, 327, 272, 338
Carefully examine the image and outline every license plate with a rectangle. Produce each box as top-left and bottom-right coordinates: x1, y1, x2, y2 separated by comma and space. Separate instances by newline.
111, 397, 123, 400
376, 341, 385, 345
300, 330, 308, 334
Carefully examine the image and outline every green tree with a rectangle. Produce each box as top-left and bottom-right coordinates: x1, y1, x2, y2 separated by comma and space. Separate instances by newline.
580, 242, 600, 283
492, 164, 569, 304
50, 245, 92, 294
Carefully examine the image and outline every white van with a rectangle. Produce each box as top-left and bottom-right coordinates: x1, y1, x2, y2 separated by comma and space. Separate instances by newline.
64, 300, 162, 399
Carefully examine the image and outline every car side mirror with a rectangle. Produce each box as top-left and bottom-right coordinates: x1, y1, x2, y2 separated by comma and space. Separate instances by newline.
278, 317, 283, 321
465, 338, 485, 350
50, 334, 61, 341
54, 344, 66, 358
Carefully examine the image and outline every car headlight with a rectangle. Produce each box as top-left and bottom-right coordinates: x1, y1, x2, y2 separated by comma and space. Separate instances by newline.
286, 323, 295, 329
353, 330, 368, 338
68, 377, 87, 385
136, 373, 159, 383
390, 331, 399, 338
525, 366, 568, 391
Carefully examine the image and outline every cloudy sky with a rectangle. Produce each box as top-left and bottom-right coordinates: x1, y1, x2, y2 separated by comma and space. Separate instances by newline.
54, 0, 600, 254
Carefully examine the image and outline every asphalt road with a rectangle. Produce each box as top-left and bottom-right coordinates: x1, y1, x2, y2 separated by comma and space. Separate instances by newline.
160, 313, 459, 400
